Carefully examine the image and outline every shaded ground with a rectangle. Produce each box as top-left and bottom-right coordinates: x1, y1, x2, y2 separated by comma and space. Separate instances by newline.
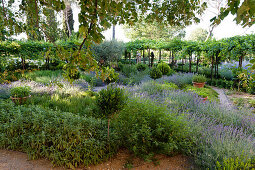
0, 149, 196, 170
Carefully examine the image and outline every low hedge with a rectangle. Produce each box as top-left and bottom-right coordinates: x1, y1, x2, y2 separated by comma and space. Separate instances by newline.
0, 100, 119, 168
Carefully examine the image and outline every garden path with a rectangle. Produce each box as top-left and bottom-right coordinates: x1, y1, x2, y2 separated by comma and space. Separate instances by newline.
0, 149, 195, 170
212, 87, 233, 110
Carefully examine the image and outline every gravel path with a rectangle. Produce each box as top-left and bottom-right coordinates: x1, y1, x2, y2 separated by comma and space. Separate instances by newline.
212, 87, 233, 110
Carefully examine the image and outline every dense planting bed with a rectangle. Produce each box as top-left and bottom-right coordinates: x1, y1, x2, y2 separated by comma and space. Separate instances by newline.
0, 70, 255, 169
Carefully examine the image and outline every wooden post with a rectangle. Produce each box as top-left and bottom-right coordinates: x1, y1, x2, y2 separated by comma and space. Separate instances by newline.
148, 48, 150, 66
189, 54, 192, 73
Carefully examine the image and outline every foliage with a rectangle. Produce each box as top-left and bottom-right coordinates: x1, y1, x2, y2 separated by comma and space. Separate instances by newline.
113, 97, 192, 158
187, 28, 208, 42
105, 68, 119, 84
124, 16, 186, 41
24, 70, 63, 84
28, 92, 98, 118
0, 100, 119, 168
159, 73, 193, 88
136, 63, 148, 72
149, 67, 162, 80
138, 81, 179, 95
0, 84, 10, 99
80, 72, 104, 87
0, 69, 23, 84
184, 85, 219, 101
121, 64, 138, 78
96, 84, 127, 118
92, 40, 125, 65
192, 74, 207, 83
216, 156, 254, 170
157, 62, 171, 75
10, 86, 31, 98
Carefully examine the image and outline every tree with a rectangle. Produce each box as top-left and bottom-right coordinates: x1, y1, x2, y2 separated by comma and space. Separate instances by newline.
0, 0, 206, 79
205, 0, 227, 41
188, 28, 209, 42
124, 16, 186, 41
63, 1, 75, 38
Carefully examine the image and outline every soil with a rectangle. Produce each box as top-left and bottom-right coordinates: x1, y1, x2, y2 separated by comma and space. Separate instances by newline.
0, 149, 196, 170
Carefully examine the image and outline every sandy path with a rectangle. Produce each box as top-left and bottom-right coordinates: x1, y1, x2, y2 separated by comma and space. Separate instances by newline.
0, 149, 195, 170
212, 87, 233, 110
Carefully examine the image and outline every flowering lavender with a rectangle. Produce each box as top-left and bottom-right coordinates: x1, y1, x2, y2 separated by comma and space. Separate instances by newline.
128, 79, 255, 168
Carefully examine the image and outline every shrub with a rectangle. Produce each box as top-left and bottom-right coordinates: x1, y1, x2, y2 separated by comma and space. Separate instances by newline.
113, 97, 192, 158
157, 62, 171, 75
0, 101, 120, 168
96, 84, 127, 118
92, 40, 125, 65
121, 64, 137, 77
10, 86, 31, 98
136, 63, 147, 72
249, 99, 255, 107
192, 74, 206, 83
80, 72, 104, 87
219, 68, 234, 80
149, 67, 162, 80
216, 156, 254, 170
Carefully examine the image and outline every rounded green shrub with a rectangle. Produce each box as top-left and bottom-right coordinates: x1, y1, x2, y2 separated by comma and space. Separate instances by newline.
157, 62, 171, 75
149, 67, 162, 80
10, 86, 31, 98
96, 84, 127, 118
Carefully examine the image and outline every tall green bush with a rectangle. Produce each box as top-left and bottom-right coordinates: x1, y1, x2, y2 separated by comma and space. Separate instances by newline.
149, 67, 162, 80
157, 62, 171, 75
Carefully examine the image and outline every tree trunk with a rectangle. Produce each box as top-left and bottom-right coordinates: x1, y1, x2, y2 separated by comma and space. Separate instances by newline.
148, 48, 150, 67
63, 4, 74, 38
182, 59, 184, 72
169, 51, 171, 65
112, 25, 116, 40
171, 51, 174, 66
189, 55, 192, 73
196, 57, 199, 73
129, 52, 131, 63
159, 49, 161, 62
21, 56, 25, 70
239, 55, 243, 69
211, 56, 214, 82
143, 49, 145, 64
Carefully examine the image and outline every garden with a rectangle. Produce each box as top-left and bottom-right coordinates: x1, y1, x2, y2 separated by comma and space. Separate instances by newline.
1, 0, 255, 169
